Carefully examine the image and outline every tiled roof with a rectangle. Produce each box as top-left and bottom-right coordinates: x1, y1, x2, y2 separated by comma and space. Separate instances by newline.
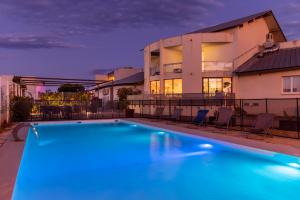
235, 47, 300, 74
188, 10, 285, 41
96, 72, 144, 89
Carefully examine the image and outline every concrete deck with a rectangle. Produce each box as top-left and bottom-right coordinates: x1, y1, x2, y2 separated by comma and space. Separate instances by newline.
1, 119, 300, 199
0, 126, 26, 200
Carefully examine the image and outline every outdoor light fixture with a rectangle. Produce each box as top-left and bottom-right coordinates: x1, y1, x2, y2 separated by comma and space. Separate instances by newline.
288, 162, 300, 168
198, 143, 213, 149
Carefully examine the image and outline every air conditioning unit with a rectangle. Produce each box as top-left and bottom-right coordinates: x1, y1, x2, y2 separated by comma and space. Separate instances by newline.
264, 33, 274, 49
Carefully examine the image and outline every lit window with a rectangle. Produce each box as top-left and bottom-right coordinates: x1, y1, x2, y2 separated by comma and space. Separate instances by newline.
173, 79, 182, 94
202, 78, 232, 94
283, 76, 300, 93
150, 80, 160, 94
164, 79, 182, 94
164, 79, 173, 94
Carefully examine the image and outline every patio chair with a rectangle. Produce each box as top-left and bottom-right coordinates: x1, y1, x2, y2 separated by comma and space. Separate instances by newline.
215, 107, 233, 129
248, 113, 274, 136
153, 107, 165, 119
193, 109, 209, 125
170, 107, 183, 121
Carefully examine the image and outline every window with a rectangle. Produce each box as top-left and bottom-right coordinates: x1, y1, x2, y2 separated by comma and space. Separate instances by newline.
202, 78, 232, 93
164, 79, 182, 94
283, 76, 300, 93
150, 80, 160, 94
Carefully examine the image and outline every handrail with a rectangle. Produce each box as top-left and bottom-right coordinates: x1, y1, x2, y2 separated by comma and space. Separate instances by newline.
232, 45, 261, 68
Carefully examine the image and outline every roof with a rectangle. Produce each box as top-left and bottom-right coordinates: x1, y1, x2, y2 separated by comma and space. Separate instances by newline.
235, 47, 300, 75
188, 10, 286, 41
95, 72, 144, 90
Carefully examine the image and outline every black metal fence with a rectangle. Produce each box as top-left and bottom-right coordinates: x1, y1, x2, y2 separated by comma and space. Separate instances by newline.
128, 98, 300, 139
29, 98, 300, 139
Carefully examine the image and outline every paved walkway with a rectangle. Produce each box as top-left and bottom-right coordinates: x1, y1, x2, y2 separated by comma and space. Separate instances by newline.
0, 126, 26, 200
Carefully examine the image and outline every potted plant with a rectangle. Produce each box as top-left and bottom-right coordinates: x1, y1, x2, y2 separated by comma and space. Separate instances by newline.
117, 88, 141, 118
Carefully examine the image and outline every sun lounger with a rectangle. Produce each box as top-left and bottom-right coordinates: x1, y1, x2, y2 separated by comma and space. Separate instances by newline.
215, 107, 233, 128
193, 109, 209, 125
171, 107, 183, 121
154, 107, 164, 119
248, 113, 274, 135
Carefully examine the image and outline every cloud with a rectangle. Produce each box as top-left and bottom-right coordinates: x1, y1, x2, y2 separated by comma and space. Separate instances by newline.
277, 1, 300, 39
0, 34, 84, 49
0, 0, 224, 35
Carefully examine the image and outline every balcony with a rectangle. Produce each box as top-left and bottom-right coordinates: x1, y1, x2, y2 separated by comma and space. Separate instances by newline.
150, 65, 160, 76
163, 62, 182, 74
202, 61, 233, 72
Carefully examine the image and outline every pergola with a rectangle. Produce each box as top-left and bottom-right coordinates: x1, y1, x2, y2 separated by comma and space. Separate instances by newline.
12, 76, 110, 88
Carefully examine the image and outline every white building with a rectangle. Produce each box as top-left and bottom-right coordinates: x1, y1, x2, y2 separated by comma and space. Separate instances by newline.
143, 10, 286, 97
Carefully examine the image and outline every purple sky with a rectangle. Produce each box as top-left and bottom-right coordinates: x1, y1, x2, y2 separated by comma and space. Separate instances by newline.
0, 0, 299, 79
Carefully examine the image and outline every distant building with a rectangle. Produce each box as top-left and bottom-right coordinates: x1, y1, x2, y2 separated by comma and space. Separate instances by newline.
93, 67, 144, 106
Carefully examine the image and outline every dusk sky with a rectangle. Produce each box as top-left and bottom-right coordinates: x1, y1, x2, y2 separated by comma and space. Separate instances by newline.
0, 0, 299, 79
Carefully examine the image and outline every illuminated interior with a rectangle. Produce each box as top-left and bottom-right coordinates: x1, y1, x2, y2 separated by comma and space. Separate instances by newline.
164, 79, 182, 94
203, 77, 232, 93
150, 80, 160, 94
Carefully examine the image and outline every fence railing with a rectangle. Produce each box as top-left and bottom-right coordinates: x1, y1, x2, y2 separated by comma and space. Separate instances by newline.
27, 98, 300, 140
163, 62, 182, 74
202, 61, 233, 72
128, 98, 300, 139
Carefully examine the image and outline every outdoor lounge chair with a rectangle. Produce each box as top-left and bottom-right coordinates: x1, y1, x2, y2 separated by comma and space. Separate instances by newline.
193, 109, 209, 125
215, 107, 233, 129
248, 113, 274, 136
170, 107, 183, 121
153, 107, 165, 119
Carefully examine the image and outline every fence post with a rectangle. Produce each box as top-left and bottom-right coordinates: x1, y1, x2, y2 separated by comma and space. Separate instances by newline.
240, 99, 243, 129
190, 99, 193, 122
169, 99, 171, 119
297, 98, 299, 139
265, 98, 268, 113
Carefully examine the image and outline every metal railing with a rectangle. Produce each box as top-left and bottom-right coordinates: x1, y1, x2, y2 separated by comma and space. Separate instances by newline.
202, 61, 233, 72
163, 62, 182, 74
128, 98, 300, 140
26, 97, 300, 140
150, 65, 160, 76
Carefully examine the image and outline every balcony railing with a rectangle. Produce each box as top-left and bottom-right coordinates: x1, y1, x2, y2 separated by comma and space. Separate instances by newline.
202, 61, 233, 72
150, 65, 160, 76
163, 62, 182, 74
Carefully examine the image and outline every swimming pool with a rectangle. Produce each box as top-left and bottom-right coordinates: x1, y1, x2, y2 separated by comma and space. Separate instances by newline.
13, 120, 300, 200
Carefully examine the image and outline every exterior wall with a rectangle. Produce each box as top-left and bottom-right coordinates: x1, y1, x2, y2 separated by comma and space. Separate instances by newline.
181, 34, 203, 93
236, 69, 300, 99
0, 76, 11, 126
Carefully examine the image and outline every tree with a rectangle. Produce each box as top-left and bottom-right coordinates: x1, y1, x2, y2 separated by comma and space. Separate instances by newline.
58, 84, 85, 93
10, 96, 33, 122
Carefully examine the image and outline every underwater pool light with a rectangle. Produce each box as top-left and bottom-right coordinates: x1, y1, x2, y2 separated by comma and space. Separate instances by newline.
131, 124, 137, 127
288, 163, 300, 168
157, 131, 165, 135
198, 143, 213, 149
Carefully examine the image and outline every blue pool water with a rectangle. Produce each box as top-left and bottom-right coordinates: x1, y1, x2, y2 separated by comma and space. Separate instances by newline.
13, 121, 300, 200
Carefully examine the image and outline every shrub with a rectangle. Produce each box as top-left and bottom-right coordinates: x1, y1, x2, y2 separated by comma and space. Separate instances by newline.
58, 84, 85, 93
10, 96, 33, 122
